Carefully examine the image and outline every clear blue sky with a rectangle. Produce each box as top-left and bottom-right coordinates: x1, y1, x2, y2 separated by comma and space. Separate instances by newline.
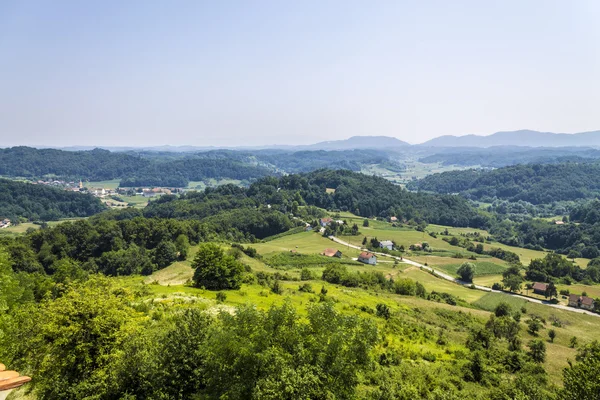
1, 1, 599, 147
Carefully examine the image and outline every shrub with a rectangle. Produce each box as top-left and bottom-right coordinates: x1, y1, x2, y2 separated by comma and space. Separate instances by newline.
457, 262, 475, 282
376, 303, 391, 320
216, 292, 227, 303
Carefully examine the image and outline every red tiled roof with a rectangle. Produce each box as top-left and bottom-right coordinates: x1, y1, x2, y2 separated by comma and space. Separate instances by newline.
532, 282, 549, 291
359, 251, 375, 259
322, 248, 340, 257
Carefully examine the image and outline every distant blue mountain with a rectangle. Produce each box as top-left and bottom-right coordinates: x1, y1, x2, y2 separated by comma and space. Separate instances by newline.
420, 130, 600, 148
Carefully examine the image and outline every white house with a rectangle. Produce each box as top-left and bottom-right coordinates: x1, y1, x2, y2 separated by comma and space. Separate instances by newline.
379, 240, 394, 251
0, 219, 11, 229
358, 251, 377, 265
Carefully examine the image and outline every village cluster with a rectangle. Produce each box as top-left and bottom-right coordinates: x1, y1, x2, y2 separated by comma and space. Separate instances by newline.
32, 179, 175, 199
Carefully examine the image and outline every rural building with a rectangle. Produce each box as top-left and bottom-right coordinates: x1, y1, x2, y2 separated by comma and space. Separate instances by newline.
532, 282, 549, 295
304, 224, 313, 232
379, 240, 394, 250
410, 243, 423, 250
390, 216, 398, 222
0, 219, 11, 229
143, 188, 172, 198
320, 218, 333, 227
358, 251, 377, 265
568, 294, 595, 311
321, 248, 342, 258
555, 220, 565, 225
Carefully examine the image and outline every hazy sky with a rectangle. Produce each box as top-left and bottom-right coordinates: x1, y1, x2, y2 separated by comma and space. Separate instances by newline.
1, 1, 599, 147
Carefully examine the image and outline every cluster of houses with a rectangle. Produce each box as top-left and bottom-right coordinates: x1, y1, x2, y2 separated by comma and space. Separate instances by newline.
33, 179, 175, 199
0, 219, 11, 229
532, 282, 595, 311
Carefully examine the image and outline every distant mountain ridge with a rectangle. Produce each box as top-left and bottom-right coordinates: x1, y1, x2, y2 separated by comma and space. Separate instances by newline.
15, 130, 600, 151
420, 130, 600, 148
51, 136, 410, 152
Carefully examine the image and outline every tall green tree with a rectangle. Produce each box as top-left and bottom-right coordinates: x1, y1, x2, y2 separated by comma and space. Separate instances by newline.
192, 243, 244, 290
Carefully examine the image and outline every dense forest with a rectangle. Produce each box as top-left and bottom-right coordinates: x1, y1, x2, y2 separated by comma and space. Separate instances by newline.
0, 147, 405, 187
146, 169, 489, 228
257, 149, 400, 173
419, 147, 600, 168
0, 179, 105, 222
408, 162, 600, 204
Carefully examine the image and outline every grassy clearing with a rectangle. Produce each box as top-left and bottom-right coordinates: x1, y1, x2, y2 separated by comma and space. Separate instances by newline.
427, 224, 489, 236
434, 261, 508, 277
120, 195, 149, 208
401, 267, 486, 303
254, 231, 362, 258
84, 179, 121, 189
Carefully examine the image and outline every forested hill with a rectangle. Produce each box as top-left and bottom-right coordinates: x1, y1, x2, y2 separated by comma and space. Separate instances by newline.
0, 179, 105, 221
0, 147, 273, 186
0, 147, 147, 180
419, 147, 600, 168
146, 169, 488, 228
0, 147, 403, 187
407, 162, 600, 204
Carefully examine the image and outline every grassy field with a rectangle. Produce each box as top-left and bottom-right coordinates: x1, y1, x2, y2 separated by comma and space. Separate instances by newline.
120, 195, 149, 208
433, 261, 508, 277
254, 231, 363, 258
0, 218, 84, 236
84, 179, 121, 189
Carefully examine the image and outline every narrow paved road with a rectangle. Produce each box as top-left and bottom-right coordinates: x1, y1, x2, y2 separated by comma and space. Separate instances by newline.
330, 236, 600, 318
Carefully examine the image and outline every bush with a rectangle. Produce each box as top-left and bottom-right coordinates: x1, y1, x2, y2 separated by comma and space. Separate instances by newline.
457, 262, 475, 282
376, 303, 391, 320
393, 278, 416, 296
216, 292, 227, 303
298, 283, 313, 293
494, 302, 512, 317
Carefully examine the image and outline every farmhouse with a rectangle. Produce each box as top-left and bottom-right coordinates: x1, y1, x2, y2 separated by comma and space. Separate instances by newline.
532, 282, 549, 295
358, 251, 377, 265
568, 294, 595, 311
390, 216, 398, 222
0, 219, 11, 229
379, 240, 394, 251
320, 218, 333, 227
321, 248, 342, 258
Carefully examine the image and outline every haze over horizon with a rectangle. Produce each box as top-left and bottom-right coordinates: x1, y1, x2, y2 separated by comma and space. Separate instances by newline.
1, 1, 599, 147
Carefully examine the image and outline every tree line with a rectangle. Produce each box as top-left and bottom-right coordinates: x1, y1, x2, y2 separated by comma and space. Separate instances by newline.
408, 162, 600, 204
0, 179, 105, 222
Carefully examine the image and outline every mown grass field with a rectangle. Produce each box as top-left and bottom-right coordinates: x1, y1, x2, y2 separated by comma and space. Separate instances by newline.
120, 195, 149, 208
84, 179, 121, 189
253, 231, 363, 258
